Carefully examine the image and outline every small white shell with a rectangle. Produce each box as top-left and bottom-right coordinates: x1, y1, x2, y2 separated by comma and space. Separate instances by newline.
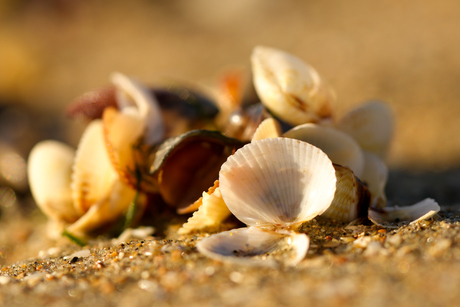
219, 137, 336, 228
251, 117, 282, 141
283, 123, 365, 177
197, 227, 309, 267
178, 186, 231, 235
251, 46, 334, 126
368, 198, 440, 228
27, 141, 79, 223
361, 151, 388, 209
337, 101, 393, 158
72, 120, 119, 215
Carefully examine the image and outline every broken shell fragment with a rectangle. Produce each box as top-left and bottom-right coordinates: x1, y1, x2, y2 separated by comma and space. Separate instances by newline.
360, 151, 388, 209
151, 130, 245, 210
283, 123, 365, 177
27, 141, 80, 224
368, 198, 440, 228
337, 101, 393, 158
197, 227, 309, 267
251, 46, 334, 126
251, 117, 282, 141
320, 165, 371, 222
178, 182, 231, 235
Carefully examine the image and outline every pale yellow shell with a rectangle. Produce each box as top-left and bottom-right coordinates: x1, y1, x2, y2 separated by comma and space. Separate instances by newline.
251, 117, 282, 141
251, 46, 334, 126
320, 165, 370, 222
283, 123, 365, 177
178, 185, 231, 235
27, 141, 79, 223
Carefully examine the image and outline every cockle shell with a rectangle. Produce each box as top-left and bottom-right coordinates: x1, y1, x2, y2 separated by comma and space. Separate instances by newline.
337, 101, 393, 158
320, 165, 370, 222
197, 138, 336, 266
283, 123, 365, 177
251, 46, 334, 126
27, 141, 79, 224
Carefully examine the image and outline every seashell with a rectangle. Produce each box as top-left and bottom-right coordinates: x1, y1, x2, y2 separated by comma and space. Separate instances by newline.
368, 198, 440, 228
251, 46, 334, 126
197, 138, 336, 266
27, 141, 80, 223
224, 103, 271, 141
197, 227, 309, 267
178, 182, 231, 234
71, 120, 119, 215
337, 101, 393, 158
103, 72, 164, 189
320, 165, 371, 222
283, 123, 364, 177
67, 179, 146, 237
151, 130, 245, 210
65, 86, 118, 121
251, 117, 282, 141
219, 138, 336, 228
360, 151, 388, 209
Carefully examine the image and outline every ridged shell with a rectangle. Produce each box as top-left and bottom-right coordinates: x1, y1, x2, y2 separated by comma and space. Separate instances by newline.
219, 137, 336, 228
368, 198, 440, 228
283, 123, 365, 177
197, 227, 309, 267
337, 101, 393, 158
71, 120, 119, 215
251, 46, 334, 126
27, 141, 79, 223
251, 118, 282, 141
320, 165, 371, 222
361, 152, 388, 209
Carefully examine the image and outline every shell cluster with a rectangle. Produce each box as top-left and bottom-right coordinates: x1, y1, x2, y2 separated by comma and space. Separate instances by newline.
28, 46, 439, 265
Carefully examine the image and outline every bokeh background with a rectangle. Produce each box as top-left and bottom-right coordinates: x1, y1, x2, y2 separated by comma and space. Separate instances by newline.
0, 0, 460, 263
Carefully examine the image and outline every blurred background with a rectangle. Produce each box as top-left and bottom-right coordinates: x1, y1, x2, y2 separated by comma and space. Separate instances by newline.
0, 0, 459, 263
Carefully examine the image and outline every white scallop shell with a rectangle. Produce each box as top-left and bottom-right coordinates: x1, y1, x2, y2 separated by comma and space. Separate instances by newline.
368, 198, 440, 228
361, 151, 388, 209
197, 227, 309, 267
27, 140, 79, 223
283, 123, 365, 177
71, 120, 119, 215
219, 137, 336, 228
337, 101, 393, 158
178, 186, 231, 235
251, 118, 282, 141
251, 46, 334, 126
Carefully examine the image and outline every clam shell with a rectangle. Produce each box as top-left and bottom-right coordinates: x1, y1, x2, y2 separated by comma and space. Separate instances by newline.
71, 120, 119, 215
251, 118, 282, 141
178, 184, 231, 235
283, 123, 365, 177
320, 165, 371, 222
361, 151, 388, 209
251, 46, 334, 126
197, 227, 309, 267
219, 137, 336, 228
27, 141, 79, 223
337, 101, 393, 158
368, 198, 440, 228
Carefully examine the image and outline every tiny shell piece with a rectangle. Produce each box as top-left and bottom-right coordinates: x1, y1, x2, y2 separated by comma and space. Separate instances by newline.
368, 198, 440, 228
283, 123, 365, 177
197, 227, 309, 267
178, 185, 231, 235
337, 101, 393, 158
251, 46, 334, 126
251, 117, 282, 141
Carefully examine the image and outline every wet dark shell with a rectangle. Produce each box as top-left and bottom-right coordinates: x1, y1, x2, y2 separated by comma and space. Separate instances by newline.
150, 130, 246, 210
